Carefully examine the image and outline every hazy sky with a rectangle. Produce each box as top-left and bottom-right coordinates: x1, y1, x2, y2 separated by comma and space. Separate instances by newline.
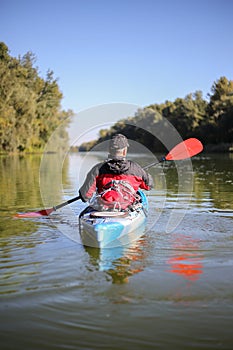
1, 0, 233, 115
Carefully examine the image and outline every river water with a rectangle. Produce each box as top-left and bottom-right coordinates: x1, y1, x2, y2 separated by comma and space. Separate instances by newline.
0, 152, 233, 349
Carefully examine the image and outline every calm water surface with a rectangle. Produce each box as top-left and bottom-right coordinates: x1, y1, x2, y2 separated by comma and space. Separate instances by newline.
0, 152, 233, 350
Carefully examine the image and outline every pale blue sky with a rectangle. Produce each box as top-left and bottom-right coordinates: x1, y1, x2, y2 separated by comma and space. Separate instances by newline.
1, 0, 233, 113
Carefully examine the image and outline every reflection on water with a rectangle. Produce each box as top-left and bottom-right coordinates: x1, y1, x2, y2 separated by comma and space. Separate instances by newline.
85, 232, 204, 284
167, 253, 203, 281
167, 234, 203, 282
0, 155, 43, 215
151, 153, 233, 210
0, 154, 70, 215
0, 153, 233, 350
85, 236, 148, 284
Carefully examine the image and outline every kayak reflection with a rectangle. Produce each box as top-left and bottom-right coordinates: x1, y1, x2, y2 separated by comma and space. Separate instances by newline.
167, 234, 203, 282
84, 236, 148, 284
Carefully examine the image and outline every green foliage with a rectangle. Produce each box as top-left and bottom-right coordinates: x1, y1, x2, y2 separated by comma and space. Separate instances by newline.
206, 77, 233, 143
0, 42, 72, 153
78, 77, 233, 152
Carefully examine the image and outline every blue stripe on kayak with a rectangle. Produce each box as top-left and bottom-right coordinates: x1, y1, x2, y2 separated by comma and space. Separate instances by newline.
94, 222, 124, 245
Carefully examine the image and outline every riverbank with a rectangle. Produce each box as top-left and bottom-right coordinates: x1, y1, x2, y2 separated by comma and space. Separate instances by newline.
204, 143, 233, 153
1, 142, 233, 155
70, 142, 233, 153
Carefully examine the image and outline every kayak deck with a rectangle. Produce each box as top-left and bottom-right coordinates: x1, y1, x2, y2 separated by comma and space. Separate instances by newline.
79, 190, 148, 248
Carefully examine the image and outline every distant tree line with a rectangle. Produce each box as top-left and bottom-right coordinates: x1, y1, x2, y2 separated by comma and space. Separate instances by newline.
76, 76, 233, 153
1, 41, 232, 154
0, 42, 72, 153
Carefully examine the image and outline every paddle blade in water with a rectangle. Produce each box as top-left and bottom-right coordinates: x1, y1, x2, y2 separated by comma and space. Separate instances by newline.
14, 207, 54, 218
165, 138, 203, 161
14, 196, 81, 218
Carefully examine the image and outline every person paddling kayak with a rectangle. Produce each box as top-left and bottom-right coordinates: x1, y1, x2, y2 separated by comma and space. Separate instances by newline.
15, 137, 203, 218
79, 134, 153, 211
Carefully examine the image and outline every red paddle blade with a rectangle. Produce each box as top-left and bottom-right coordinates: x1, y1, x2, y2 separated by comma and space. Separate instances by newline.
165, 138, 203, 161
14, 207, 54, 218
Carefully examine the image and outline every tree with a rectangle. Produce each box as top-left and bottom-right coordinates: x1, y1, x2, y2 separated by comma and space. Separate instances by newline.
0, 42, 72, 153
207, 77, 233, 143
77, 77, 233, 152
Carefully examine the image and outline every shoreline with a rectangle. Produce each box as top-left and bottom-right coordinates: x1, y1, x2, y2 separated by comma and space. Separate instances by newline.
1, 143, 233, 155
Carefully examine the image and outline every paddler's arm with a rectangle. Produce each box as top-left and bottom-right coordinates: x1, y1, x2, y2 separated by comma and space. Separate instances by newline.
79, 163, 101, 202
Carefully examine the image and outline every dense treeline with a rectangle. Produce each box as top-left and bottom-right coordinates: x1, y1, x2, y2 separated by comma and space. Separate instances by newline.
0, 42, 72, 153
1, 41, 232, 154
77, 77, 233, 153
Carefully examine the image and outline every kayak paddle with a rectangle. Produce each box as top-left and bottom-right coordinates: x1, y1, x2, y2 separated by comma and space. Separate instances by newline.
15, 195, 81, 218
143, 138, 203, 170
15, 138, 203, 218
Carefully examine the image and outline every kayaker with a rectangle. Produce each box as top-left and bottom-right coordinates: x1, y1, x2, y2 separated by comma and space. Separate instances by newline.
79, 134, 153, 211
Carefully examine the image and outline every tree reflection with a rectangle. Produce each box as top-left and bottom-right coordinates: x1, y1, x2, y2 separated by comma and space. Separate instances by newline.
0, 154, 70, 240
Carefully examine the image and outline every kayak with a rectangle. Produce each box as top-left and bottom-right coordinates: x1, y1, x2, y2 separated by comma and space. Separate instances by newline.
79, 190, 148, 248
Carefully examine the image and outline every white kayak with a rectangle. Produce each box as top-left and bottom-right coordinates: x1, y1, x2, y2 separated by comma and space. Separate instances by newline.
79, 190, 148, 248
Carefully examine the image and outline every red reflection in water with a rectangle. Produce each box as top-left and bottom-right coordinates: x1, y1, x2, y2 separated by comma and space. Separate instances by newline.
167, 234, 203, 281
167, 253, 203, 281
